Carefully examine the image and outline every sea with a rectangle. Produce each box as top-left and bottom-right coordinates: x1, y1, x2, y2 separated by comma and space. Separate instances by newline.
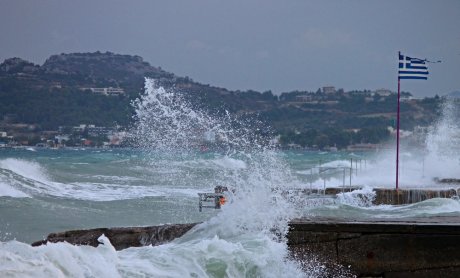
0, 79, 459, 277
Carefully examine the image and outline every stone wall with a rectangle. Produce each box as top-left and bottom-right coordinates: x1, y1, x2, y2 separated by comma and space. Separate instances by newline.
372, 188, 458, 205
288, 217, 460, 277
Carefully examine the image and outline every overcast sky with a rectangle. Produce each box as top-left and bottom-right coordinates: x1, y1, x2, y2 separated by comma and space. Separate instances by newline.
1, 0, 459, 96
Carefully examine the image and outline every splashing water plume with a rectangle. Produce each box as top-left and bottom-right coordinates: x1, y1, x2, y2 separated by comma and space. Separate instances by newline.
131, 78, 301, 233
129, 78, 318, 276
424, 99, 460, 176
348, 98, 460, 188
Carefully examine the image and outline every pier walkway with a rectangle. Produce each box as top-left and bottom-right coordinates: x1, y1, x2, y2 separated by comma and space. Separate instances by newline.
289, 216, 460, 277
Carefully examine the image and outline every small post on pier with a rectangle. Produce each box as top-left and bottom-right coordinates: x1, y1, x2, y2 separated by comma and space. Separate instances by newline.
349, 167, 352, 190
350, 158, 353, 175
422, 153, 425, 178
323, 178, 326, 194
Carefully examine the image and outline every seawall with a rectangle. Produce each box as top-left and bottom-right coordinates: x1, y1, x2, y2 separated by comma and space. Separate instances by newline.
288, 216, 460, 277
324, 187, 459, 205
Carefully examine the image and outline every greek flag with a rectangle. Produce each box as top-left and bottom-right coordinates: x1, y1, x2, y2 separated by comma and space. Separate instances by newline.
398, 53, 428, 80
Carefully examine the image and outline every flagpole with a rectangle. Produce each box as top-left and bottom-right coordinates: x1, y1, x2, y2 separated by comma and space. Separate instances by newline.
396, 51, 401, 190
396, 51, 432, 189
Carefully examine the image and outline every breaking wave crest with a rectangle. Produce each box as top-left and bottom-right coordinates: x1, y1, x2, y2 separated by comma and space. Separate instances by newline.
0, 158, 203, 201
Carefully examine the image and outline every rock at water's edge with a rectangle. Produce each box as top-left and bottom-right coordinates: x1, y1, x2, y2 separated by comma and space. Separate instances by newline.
31, 223, 199, 250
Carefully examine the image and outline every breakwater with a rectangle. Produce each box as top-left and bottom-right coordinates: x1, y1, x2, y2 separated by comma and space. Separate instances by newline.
289, 216, 460, 277
324, 187, 459, 205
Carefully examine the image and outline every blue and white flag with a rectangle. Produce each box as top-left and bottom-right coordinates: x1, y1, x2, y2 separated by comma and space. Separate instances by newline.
398, 53, 428, 80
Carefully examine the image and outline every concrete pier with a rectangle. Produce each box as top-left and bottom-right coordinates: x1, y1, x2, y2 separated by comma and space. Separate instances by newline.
372, 188, 458, 205
323, 187, 459, 205
288, 216, 460, 277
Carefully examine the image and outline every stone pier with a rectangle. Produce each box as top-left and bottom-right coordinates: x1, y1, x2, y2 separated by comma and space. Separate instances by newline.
323, 187, 459, 205
288, 216, 460, 277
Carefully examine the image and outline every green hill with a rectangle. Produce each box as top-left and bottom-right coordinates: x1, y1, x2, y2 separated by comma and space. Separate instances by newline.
0, 52, 442, 148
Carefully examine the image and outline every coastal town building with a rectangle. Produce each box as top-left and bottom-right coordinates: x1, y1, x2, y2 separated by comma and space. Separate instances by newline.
322, 86, 336, 94
72, 124, 92, 132
373, 88, 393, 97
87, 126, 114, 137
295, 94, 314, 102
54, 135, 70, 144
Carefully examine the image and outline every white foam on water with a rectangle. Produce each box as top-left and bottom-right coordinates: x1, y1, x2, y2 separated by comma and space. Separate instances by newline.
305, 188, 460, 221
54, 182, 165, 201
0, 236, 119, 278
0, 234, 318, 278
0, 157, 207, 201
0, 158, 51, 198
120, 234, 310, 278
336, 186, 376, 207
384, 198, 460, 217
0, 158, 51, 184
91, 174, 144, 182
321, 160, 351, 168
342, 197, 460, 219
0, 181, 30, 198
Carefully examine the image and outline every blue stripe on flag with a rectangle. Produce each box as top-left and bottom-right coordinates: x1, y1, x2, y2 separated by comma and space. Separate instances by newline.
399, 76, 428, 80
406, 64, 427, 70
398, 70, 428, 75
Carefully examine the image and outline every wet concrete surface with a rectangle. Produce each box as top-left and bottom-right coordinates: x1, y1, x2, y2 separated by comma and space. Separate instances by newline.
289, 216, 460, 277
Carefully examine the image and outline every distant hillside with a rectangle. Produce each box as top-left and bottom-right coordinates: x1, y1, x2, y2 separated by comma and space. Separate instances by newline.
0, 51, 443, 148
0, 52, 278, 128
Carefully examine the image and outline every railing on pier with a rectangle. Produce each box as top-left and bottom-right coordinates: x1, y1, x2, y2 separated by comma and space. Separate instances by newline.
301, 158, 367, 195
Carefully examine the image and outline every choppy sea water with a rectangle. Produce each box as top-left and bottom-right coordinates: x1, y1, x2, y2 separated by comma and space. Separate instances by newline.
0, 148, 459, 277
1, 80, 458, 277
